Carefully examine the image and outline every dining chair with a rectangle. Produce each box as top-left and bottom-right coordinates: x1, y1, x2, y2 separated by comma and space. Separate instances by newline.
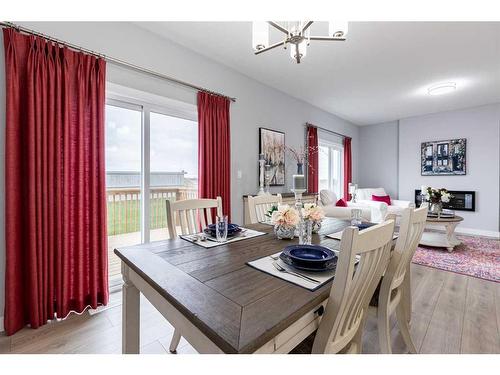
247, 194, 283, 224
369, 205, 428, 354
165, 196, 223, 238
164, 196, 223, 353
291, 219, 395, 354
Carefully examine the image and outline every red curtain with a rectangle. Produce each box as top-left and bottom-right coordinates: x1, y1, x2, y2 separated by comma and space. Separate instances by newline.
343, 137, 352, 201
307, 125, 319, 193
3, 29, 108, 335
197, 92, 231, 219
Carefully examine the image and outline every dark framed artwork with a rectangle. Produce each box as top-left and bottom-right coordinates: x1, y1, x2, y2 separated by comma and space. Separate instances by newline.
421, 138, 466, 175
259, 127, 285, 186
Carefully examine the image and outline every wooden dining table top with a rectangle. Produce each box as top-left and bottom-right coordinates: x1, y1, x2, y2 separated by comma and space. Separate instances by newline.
114, 218, 352, 354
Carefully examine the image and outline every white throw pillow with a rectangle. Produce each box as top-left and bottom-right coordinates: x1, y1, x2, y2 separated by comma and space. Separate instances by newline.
357, 187, 386, 201
320, 190, 337, 206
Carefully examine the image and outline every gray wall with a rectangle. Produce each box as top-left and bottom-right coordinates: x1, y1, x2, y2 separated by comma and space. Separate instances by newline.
359, 103, 500, 234
0, 22, 360, 326
398, 103, 500, 233
358, 121, 399, 197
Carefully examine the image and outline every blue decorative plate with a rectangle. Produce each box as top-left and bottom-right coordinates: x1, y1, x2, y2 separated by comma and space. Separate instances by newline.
355, 222, 376, 231
280, 245, 337, 272
204, 223, 241, 237
280, 252, 337, 272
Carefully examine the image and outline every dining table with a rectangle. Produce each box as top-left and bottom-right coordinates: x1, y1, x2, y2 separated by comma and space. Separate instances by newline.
114, 217, 404, 354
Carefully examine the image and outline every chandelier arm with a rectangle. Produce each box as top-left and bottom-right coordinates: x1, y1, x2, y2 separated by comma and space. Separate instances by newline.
267, 21, 289, 35
254, 40, 287, 55
301, 21, 314, 33
309, 36, 346, 41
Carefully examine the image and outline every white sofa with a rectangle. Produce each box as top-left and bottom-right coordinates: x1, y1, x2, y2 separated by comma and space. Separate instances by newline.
355, 187, 414, 216
318, 190, 387, 223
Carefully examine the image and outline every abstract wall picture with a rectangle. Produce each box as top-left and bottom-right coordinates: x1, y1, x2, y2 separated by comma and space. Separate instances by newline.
421, 138, 466, 175
259, 127, 285, 186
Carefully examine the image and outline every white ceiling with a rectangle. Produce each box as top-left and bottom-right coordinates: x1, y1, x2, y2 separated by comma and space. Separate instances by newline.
136, 22, 500, 125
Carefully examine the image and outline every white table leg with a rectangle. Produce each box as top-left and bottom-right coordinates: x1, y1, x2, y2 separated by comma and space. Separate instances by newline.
445, 222, 461, 252
122, 265, 140, 354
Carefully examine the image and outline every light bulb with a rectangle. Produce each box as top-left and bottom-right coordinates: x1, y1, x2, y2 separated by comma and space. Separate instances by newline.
252, 22, 269, 51
329, 21, 349, 37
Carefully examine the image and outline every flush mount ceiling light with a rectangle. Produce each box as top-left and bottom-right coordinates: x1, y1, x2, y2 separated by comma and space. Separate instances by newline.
428, 82, 457, 96
252, 21, 348, 64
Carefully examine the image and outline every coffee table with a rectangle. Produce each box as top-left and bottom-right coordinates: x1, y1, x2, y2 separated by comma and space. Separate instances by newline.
419, 215, 464, 252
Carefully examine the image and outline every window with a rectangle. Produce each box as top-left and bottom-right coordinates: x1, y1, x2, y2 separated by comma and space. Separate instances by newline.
318, 141, 343, 199
105, 94, 198, 284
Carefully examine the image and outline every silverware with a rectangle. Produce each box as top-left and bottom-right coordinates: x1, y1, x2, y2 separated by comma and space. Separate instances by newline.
269, 253, 280, 260
272, 261, 320, 284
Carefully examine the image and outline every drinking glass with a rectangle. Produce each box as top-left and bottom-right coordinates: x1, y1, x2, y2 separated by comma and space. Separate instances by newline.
303, 220, 313, 245
216, 215, 228, 243
351, 209, 363, 226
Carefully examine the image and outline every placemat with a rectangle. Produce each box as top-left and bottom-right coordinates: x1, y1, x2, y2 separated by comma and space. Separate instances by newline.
247, 251, 337, 291
180, 228, 266, 248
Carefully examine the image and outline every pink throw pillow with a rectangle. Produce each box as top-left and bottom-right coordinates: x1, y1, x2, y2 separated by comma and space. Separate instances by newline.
336, 199, 348, 207
372, 194, 392, 205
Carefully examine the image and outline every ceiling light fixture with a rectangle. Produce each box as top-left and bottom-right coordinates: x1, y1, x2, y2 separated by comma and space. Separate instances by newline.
428, 82, 457, 96
252, 21, 348, 64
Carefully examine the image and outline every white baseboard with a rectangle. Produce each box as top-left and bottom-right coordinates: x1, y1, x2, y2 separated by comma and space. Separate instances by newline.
0, 316, 4, 333
426, 224, 499, 238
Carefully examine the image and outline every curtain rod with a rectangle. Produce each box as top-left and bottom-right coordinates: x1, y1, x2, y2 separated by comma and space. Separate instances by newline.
305, 123, 350, 139
0, 21, 237, 102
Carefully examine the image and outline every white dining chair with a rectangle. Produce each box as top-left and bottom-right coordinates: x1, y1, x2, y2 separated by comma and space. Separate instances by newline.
369, 205, 428, 354
165, 196, 223, 353
291, 219, 395, 354
247, 194, 283, 224
165, 196, 223, 238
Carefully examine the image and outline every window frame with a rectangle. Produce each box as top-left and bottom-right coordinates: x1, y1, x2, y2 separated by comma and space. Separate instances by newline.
318, 140, 344, 198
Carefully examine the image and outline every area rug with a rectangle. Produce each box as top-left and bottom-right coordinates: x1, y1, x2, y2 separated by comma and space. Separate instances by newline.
412, 235, 500, 282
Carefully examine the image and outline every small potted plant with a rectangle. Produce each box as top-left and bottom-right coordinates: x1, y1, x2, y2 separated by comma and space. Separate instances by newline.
271, 205, 300, 240
421, 186, 452, 214
302, 203, 325, 233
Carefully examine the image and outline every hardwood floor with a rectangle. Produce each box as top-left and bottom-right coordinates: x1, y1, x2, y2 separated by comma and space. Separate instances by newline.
1, 264, 499, 354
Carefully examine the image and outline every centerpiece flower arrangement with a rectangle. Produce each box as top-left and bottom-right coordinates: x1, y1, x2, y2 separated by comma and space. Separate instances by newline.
421, 186, 452, 214
302, 203, 325, 233
271, 205, 300, 239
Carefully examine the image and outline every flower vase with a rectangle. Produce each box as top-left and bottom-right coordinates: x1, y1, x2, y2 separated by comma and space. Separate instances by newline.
430, 202, 443, 215
274, 225, 295, 240
297, 163, 303, 175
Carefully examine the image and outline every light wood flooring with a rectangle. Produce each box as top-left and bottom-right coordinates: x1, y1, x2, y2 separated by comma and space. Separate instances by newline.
1, 264, 499, 354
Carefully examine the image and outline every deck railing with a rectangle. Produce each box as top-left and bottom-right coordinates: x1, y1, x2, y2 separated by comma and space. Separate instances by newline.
106, 187, 198, 236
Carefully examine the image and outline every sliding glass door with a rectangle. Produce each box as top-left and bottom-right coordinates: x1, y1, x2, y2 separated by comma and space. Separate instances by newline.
149, 112, 198, 241
105, 97, 198, 283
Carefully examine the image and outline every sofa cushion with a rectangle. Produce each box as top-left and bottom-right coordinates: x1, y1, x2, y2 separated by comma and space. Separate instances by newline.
320, 189, 337, 206
372, 194, 392, 205
356, 187, 386, 201
336, 198, 348, 207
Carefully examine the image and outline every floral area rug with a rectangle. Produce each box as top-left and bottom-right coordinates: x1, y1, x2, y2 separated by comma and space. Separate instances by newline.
412, 234, 500, 282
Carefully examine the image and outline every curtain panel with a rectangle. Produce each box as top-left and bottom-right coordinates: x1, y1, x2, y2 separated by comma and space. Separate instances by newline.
197, 92, 231, 219
3, 29, 108, 335
306, 125, 319, 193
343, 137, 352, 201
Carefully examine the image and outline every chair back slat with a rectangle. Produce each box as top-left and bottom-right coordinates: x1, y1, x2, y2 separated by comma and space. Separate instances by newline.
165, 197, 223, 238
247, 194, 283, 224
390, 205, 428, 289
312, 220, 395, 353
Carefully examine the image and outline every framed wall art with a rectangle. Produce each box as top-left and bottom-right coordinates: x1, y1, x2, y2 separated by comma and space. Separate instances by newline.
259, 127, 285, 186
421, 138, 466, 176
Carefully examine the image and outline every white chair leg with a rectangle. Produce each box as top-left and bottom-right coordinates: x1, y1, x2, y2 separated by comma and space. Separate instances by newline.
169, 329, 182, 353
377, 304, 392, 354
395, 303, 417, 354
